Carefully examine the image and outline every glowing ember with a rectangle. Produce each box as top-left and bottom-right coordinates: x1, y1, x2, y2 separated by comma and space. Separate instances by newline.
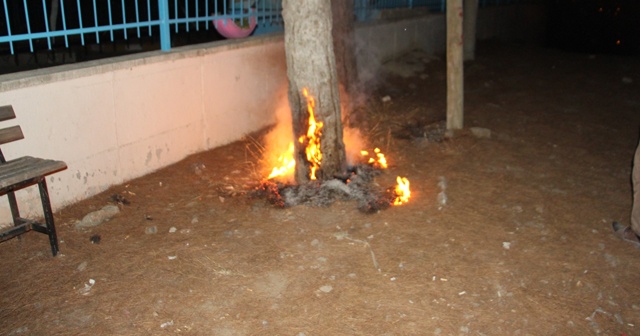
393, 176, 411, 205
301, 88, 323, 180
374, 148, 387, 169
360, 147, 388, 169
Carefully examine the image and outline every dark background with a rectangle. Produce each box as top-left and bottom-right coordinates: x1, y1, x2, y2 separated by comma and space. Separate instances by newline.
546, 0, 640, 54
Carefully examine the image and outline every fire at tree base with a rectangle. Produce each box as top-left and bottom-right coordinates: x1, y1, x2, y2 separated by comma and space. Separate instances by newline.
252, 164, 403, 213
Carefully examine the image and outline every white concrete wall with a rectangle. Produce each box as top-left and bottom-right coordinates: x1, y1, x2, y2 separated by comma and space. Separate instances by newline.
0, 36, 287, 222
355, 14, 446, 84
0, 3, 545, 223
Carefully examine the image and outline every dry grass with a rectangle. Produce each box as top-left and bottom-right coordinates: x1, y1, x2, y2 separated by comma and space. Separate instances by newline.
1, 43, 640, 335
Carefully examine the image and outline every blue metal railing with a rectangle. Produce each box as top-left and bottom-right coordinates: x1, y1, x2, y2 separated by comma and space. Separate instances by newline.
0, 0, 533, 57
0, 0, 283, 55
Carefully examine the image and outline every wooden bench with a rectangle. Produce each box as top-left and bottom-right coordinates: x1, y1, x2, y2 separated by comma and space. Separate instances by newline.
0, 105, 67, 256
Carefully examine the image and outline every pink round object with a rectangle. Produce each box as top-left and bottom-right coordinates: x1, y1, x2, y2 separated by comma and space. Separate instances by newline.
214, 12, 257, 39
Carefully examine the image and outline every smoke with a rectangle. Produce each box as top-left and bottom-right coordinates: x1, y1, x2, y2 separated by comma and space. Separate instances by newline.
343, 126, 366, 166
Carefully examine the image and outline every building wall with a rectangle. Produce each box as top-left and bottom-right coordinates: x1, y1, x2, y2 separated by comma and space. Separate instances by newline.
0, 37, 287, 221
0, 4, 545, 223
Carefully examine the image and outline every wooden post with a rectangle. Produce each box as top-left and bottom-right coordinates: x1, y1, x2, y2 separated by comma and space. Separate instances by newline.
463, 0, 479, 61
446, 0, 464, 131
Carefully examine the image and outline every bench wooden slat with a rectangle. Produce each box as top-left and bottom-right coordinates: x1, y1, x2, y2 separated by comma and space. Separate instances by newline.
0, 106, 16, 122
0, 156, 67, 191
0, 125, 24, 146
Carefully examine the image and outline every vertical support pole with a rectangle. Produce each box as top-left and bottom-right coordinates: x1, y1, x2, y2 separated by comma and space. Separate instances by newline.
446, 0, 464, 131
159, 0, 171, 51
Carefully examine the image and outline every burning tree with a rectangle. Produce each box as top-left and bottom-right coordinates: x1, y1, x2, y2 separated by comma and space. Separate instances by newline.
256, 0, 410, 212
281, 0, 346, 184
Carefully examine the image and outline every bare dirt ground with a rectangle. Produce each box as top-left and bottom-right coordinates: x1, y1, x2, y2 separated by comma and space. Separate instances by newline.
2, 41, 640, 336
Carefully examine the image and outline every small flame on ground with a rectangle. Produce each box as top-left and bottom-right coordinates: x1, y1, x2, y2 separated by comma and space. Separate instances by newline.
393, 176, 411, 205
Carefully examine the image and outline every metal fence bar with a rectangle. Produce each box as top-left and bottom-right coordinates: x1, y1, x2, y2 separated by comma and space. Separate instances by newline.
107, 0, 114, 41
22, 0, 33, 52
195, 0, 199, 31
93, 0, 100, 43
41, 0, 52, 50
2, 0, 12, 54
173, 0, 178, 32
185, 0, 189, 32
205, 0, 209, 29
159, 0, 170, 50
122, 0, 128, 39
77, 0, 85, 46
147, 0, 152, 36
60, 0, 69, 47
135, 0, 141, 37
0, 0, 534, 58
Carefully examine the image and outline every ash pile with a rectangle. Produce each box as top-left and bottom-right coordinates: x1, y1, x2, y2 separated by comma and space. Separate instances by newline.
253, 164, 397, 213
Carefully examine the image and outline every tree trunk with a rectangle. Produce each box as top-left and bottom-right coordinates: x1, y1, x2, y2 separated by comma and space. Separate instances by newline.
446, 0, 464, 131
331, 0, 361, 127
282, 0, 347, 184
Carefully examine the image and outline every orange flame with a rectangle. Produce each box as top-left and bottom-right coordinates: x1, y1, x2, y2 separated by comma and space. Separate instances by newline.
301, 88, 323, 180
393, 176, 411, 205
265, 90, 410, 207
267, 142, 295, 180
267, 88, 324, 181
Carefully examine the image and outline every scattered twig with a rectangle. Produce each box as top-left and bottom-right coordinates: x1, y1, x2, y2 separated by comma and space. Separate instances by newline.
343, 235, 380, 272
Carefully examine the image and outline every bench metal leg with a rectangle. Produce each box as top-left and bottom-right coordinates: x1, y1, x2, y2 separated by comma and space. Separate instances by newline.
7, 191, 21, 226
38, 179, 59, 256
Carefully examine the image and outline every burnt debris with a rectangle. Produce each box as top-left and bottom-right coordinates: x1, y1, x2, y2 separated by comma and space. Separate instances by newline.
253, 164, 398, 213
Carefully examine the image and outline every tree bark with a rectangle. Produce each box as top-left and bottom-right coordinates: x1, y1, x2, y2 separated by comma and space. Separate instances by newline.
282, 0, 347, 184
446, 0, 464, 130
331, 0, 361, 127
